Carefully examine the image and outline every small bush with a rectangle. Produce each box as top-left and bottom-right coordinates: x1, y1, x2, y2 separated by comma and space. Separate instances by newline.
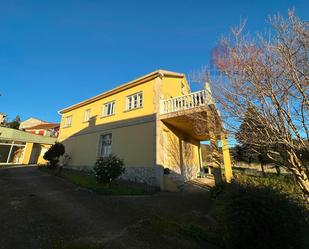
93, 154, 125, 183
43, 142, 65, 169
213, 183, 308, 249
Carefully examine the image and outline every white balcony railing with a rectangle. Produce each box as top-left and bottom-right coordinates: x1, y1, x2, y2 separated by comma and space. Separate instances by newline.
160, 89, 214, 114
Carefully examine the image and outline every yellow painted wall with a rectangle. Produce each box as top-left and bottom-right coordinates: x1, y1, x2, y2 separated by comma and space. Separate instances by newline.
58, 74, 192, 142
37, 144, 52, 165
22, 142, 34, 164
160, 122, 200, 180
59, 78, 158, 142
62, 120, 155, 168
22, 143, 52, 165
161, 76, 190, 99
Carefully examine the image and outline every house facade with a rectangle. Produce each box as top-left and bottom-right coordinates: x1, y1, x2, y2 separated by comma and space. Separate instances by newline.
0, 127, 56, 165
58, 70, 232, 190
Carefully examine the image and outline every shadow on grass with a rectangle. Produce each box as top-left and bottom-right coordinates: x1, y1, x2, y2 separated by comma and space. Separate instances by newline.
210, 179, 309, 249
39, 166, 158, 195
149, 215, 223, 248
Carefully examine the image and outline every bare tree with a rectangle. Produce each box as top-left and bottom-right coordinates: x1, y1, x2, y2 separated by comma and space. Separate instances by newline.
202, 10, 309, 202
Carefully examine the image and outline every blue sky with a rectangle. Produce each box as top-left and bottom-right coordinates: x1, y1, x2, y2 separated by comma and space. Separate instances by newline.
0, 0, 308, 123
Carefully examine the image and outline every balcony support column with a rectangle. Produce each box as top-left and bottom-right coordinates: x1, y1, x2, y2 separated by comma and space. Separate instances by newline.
198, 142, 203, 171
221, 134, 233, 183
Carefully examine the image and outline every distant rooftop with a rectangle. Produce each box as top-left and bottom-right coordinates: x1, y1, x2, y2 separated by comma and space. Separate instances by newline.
25, 123, 60, 130
0, 127, 56, 144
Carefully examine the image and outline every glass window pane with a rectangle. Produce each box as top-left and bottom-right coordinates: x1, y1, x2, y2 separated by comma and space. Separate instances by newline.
99, 133, 112, 156
110, 102, 114, 114
139, 93, 143, 107
8, 146, 25, 164
127, 97, 132, 110
0, 144, 10, 163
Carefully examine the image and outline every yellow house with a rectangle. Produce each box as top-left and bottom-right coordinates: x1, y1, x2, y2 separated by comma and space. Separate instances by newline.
58, 70, 232, 190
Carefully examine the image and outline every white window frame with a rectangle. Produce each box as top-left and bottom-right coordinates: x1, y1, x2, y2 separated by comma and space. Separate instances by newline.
102, 101, 115, 117
97, 133, 112, 157
126, 92, 143, 110
84, 108, 91, 122
63, 115, 72, 128
181, 82, 186, 95
0, 140, 26, 164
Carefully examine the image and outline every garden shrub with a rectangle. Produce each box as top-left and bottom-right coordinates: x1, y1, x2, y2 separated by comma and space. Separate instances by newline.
213, 183, 308, 249
93, 154, 125, 183
43, 142, 65, 169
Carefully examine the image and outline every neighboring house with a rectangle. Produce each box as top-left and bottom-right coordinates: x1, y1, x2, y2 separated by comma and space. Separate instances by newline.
0, 112, 7, 125
25, 123, 60, 137
19, 118, 48, 130
58, 70, 232, 190
0, 127, 56, 165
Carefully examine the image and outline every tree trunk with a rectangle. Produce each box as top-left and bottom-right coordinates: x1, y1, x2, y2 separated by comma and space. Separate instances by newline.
260, 162, 265, 176
291, 168, 309, 204
274, 164, 281, 175
287, 150, 309, 204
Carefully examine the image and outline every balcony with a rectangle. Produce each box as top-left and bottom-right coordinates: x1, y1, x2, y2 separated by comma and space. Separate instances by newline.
160, 90, 214, 115
160, 90, 221, 141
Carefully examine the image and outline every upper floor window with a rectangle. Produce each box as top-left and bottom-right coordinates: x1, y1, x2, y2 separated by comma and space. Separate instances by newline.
98, 133, 112, 157
102, 101, 115, 117
84, 108, 91, 122
63, 115, 72, 128
181, 82, 186, 95
126, 92, 143, 110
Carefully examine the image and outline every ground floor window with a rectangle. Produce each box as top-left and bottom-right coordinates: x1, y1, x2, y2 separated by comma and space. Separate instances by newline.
0, 140, 26, 164
98, 133, 112, 157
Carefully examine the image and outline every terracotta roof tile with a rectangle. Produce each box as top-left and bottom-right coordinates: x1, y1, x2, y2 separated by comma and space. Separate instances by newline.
25, 123, 60, 130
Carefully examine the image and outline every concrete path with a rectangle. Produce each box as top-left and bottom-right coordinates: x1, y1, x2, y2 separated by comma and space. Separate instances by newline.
0, 166, 217, 249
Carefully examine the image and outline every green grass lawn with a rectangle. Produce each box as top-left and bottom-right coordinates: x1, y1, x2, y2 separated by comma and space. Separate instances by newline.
223, 170, 309, 249
39, 166, 156, 195
233, 170, 304, 202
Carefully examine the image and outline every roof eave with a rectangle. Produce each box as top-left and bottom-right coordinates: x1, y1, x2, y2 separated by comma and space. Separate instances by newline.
58, 70, 185, 115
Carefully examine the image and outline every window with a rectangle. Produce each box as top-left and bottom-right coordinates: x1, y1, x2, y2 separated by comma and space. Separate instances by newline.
98, 133, 112, 157
126, 92, 143, 110
63, 115, 72, 128
84, 109, 91, 122
102, 101, 115, 116
181, 82, 186, 95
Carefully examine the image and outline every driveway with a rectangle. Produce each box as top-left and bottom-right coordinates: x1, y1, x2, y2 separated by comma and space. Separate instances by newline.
0, 166, 217, 249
